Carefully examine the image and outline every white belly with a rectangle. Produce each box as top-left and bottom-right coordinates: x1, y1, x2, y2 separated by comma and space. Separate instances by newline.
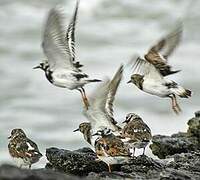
143, 80, 170, 97
98, 155, 129, 165
52, 70, 86, 90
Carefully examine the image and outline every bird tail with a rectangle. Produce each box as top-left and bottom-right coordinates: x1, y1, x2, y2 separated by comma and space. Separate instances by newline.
167, 69, 181, 76
171, 86, 192, 98
86, 79, 101, 83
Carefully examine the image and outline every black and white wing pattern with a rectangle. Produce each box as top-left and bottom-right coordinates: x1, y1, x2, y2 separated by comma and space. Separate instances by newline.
84, 65, 123, 130
144, 23, 182, 76
106, 65, 123, 124
65, 0, 83, 69
42, 1, 80, 71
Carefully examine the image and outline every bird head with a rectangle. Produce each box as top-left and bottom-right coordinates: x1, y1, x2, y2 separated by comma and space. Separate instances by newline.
123, 113, 141, 123
33, 61, 49, 71
8, 128, 26, 140
73, 122, 91, 134
127, 74, 144, 89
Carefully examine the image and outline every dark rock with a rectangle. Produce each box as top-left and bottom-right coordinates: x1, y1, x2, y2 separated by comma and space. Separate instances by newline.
150, 111, 200, 159
150, 133, 197, 159
187, 114, 200, 140
46, 147, 108, 176
0, 164, 79, 180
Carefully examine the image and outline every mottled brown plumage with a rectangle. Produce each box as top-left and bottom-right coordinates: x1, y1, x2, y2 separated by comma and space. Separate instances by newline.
73, 122, 92, 145
144, 24, 182, 76
8, 129, 42, 169
93, 129, 131, 172
122, 113, 152, 155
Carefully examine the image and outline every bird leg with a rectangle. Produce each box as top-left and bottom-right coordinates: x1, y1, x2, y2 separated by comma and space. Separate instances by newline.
108, 164, 112, 173
132, 147, 135, 157
81, 87, 90, 108
173, 94, 182, 112
142, 147, 146, 155
170, 95, 179, 114
77, 88, 89, 109
29, 164, 32, 169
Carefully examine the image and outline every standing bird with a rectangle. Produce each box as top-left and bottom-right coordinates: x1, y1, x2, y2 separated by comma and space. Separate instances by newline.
8, 129, 42, 169
121, 113, 152, 156
73, 122, 92, 145
83, 65, 124, 135
34, 0, 101, 108
93, 128, 131, 172
127, 26, 191, 114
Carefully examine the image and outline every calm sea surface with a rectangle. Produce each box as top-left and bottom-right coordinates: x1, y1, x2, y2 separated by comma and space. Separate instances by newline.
0, 0, 200, 168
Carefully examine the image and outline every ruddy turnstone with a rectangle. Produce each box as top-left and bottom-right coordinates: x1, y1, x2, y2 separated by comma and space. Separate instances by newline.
127, 25, 191, 114
73, 122, 92, 145
8, 128, 42, 169
121, 113, 152, 156
34, 0, 101, 108
83, 65, 124, 134
93, 128, 131, 172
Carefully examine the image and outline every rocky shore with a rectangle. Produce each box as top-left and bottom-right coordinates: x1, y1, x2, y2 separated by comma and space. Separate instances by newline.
0, 111, 200, 180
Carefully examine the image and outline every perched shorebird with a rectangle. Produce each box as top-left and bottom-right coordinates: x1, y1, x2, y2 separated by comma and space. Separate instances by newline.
34, 0, 101, 108
83, 65, 124, 135
93, 128, 131, 172
127, 24, 191, 114
73, 122, 92, 145
121, 113, 152, 156
8, 129, 42, 169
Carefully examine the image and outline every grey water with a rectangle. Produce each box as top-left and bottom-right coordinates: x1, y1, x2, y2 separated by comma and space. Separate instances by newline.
0, 0, 200, 168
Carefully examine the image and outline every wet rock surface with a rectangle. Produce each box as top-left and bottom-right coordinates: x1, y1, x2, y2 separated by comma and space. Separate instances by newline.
1, 111, 200, 180
150, 111, 200, 159
0, 164, 79, 180
46, 147, 108, 176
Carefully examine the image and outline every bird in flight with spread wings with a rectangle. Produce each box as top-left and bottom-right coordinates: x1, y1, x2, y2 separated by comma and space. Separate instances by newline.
128, 24, 192, 114
34, 0, 101, 109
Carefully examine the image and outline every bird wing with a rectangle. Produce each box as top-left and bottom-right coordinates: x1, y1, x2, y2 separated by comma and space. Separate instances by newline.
86, 65, 123, 127
123, 121, 152, 142
131, 56, 163, 81
65, 0, 83, 70
105, 65, 124, 124
104, 135, 130, 157
144, 24, 182, 76
147, 23, 182, 61
42, 6, 77, 71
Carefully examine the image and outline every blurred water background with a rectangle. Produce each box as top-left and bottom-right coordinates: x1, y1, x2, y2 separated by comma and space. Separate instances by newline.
0, 0, 200, 168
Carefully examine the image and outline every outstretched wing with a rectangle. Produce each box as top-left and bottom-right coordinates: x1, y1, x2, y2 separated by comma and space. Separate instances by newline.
131, 56, 163, 81
85, 66, 123, 130
144, 24, 182, 76
42, 4, 80, 71
105, 65, 123, 124
65, 0, 83, 69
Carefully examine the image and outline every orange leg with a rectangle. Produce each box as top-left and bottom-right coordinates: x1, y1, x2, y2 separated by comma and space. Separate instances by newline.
173, 94, 182, 112
170, 95, 180, 114
78, 88, 89, 109
108, 164, 112, 173
81, 87, 89, 108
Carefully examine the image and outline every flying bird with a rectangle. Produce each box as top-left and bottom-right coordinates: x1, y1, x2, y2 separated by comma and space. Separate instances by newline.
34, 0, 101, 109
83, 65, 124, 134
128, 25, 191, 114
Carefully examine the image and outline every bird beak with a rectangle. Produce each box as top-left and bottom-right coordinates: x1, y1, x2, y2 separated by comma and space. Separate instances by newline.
8, 136, 11, 139
33, 65, 41, 69
73, 128, 79, 132
122, 120, 126, 123
127, 80, 131, 84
